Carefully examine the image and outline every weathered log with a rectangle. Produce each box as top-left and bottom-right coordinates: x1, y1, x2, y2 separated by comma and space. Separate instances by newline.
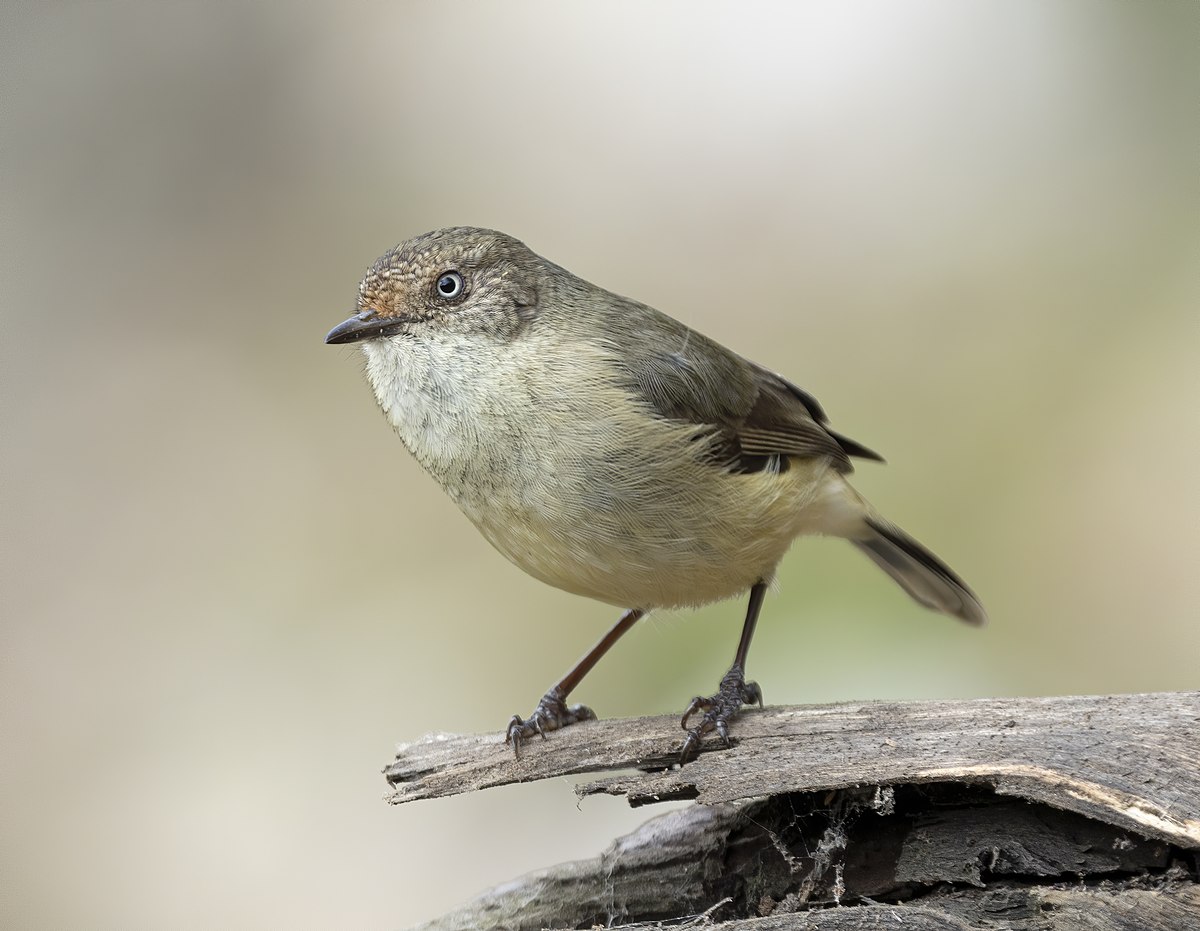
385, 692, 1199, 930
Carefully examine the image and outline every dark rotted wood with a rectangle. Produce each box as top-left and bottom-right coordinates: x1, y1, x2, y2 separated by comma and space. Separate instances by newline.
412, 788, 1198, 930
389, 693, 1200, 930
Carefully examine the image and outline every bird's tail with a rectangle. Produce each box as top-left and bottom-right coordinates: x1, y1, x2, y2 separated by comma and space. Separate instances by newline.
851, 515, 986, 626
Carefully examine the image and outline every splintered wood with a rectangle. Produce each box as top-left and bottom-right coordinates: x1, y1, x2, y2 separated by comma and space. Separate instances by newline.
384, 692, 1199, 931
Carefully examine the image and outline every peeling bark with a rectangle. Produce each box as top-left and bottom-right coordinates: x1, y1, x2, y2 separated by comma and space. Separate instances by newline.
385, 692, 1199, 930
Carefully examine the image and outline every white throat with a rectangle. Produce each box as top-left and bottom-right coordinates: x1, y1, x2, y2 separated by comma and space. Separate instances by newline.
361, 335, 485, 483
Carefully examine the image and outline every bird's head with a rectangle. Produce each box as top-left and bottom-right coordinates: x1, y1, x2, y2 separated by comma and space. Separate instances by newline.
325, 227, 541, 346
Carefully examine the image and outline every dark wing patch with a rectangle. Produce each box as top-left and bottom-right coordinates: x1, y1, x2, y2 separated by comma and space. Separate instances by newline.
614, 301, 881, 474
826, 428, 885, 464
736, 370, 855, 468
750, 366, 886, 465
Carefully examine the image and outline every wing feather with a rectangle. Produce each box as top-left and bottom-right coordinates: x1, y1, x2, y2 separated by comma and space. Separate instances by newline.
612, 300, 881, 474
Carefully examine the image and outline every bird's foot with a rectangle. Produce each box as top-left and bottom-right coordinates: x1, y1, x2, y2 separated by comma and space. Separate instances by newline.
505, 688, 596, 759
679, 663, 762, 763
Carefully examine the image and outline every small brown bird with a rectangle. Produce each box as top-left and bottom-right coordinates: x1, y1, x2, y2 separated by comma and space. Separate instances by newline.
326, 228, 984, 761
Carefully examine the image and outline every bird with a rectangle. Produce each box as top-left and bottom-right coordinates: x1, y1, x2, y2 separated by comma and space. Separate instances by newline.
325, 227, 985, 762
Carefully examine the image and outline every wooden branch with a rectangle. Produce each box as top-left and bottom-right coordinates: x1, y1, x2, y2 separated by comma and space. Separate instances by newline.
386, 692, 1200, 930
386, 692, 1199, 847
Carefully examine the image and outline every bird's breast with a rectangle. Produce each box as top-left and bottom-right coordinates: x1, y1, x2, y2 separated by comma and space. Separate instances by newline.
361, 334, 835, 610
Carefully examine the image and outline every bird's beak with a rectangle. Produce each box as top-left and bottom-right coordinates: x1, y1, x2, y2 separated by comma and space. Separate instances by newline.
324, 310, 402, 345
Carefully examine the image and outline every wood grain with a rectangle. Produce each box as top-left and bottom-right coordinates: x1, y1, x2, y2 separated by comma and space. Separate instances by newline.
386, 692, 1200, 930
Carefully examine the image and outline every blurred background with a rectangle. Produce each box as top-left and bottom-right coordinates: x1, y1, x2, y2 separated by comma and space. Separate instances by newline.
1, 1, 1196, 927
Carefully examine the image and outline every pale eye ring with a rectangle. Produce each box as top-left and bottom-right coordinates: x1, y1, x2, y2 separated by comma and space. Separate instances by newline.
435, 271, 464, 300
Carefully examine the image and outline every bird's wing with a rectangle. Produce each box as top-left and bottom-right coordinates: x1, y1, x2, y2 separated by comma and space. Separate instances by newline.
614, 307, 882, 473
738, 364, 884, 470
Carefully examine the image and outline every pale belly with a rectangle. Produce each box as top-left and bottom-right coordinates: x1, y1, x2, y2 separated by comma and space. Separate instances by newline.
364, 334, 860, 610
459, 455, 842, 610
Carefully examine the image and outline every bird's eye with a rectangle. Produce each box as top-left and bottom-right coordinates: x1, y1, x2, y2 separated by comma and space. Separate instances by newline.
435, 271, 464, 300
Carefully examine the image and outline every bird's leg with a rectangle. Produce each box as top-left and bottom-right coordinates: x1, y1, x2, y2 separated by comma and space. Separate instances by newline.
506, 608, 643, 758
679, 581, 767, 763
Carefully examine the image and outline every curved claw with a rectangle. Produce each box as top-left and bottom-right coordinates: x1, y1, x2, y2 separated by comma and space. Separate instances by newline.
676, 664, 763, 764
679, 728, 703, 764
505, 712, 547, 760
505, 691, 596, 759
680, 695, 712, 730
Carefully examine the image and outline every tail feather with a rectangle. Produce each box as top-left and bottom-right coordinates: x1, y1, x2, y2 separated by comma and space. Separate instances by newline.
852, 516, 986, 626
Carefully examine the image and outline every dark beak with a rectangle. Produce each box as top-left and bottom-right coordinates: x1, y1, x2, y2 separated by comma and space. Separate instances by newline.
324, 310, 403, 345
